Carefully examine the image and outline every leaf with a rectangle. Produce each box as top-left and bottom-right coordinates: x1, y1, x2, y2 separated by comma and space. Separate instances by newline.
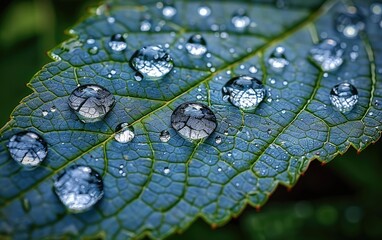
0, 0, 381, 239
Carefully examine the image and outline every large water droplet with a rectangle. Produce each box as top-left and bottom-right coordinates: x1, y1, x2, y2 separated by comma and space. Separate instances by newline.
114, 123, 135, 143
268, 46, 289, 70
108, 34, 127, 52
329, 82, 358, 113
54, 165, 103, 213
198, 5, 211, 17
68, 84, 115, 123
231, 9, 250, 29
171, 102, 217, 141
309, 38, 344, 72
7, 131, 47, 170
222, 75, 266, 111
130, 45, 173, 80
185, 34, 207, 57
336, 8, 365, 38
160, 130, 171, 142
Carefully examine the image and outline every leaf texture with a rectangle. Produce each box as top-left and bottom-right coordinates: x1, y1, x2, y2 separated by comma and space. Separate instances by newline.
0, 0, 381, 239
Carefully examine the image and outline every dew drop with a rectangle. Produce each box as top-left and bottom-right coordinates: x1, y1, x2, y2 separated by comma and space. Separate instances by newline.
114, 123, 135, 143
130, 45, 173, 80
140, 20, 152, 32
222, 75, 266, 111
329, 82, 358, 113
198, 5, 211, 17
107, 17, 115, 24
162, 5, 177, 19
7, 131, 47, 170
309, 38, 344, 72
185, 34, 208, 57
68, 84, 115, 123
42, 110, 48, 117
336, 8, 365, 38
50, 106, 57, 112
88, 46, 99, 55
217, 167, 222, 172
159, 130, 171, 142
108, 34, 127, 52
268, 46, 289, 69
215, 136, 222, 144
249, 66, 258, 74
171, 102, 217, 141
163, 167, 171, 175
231, 9, 250, 29
54, 165, 103, 213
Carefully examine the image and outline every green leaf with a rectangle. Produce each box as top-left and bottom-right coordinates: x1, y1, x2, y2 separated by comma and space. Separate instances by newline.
0, 0, 381, 239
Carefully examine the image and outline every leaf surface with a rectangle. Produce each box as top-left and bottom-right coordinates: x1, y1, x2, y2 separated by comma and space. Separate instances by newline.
0, 0, 381, 239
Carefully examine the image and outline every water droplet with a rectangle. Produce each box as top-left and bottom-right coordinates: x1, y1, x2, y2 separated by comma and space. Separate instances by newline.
159, 130, 171, 143
42, 110, 48, 117
114, 123, 135, 143
231, 9, 250, 29
171, 102, 217, 141
222, 75, 266, 111
50, 106, 57, 112
336, 9, 365, 38
329, 82, 358, 113
163, 167, 171, 175
51, 53, 62, 61
198, 5, 211, 17
217, 167, 222, 172
107, 17, 115, 24
22, 197, 30, 212
371, 3, 382, 15
215, 136, 222, 144
162, 5, 177, 18
7, 131, 47, 169
108, 34, 127, 52
185, 34, 207, 57
130, 45, 173, 80
310, 38, 344, 72
68, 84, 115, 123
249, 66, 258, 73
54, 165, 103, 213
140, 20, 152, 31
268, 46, 289, 69
88, 46, 99, 55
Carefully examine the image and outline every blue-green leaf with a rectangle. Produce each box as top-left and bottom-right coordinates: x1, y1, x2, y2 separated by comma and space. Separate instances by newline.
1, 0, 381, 239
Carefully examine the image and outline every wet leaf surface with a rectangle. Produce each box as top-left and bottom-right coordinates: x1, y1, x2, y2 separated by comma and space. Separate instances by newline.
0, 0, 381, 239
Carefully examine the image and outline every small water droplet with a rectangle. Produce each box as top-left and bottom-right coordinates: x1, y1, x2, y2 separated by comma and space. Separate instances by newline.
50, 106, 57, 112
281, 110, 286, 114
88, 46, 99, 55
68, 84, 115, 123
171, 102, 217, 141
217, 167, 222, 172
222, 75, 266, 110
54, 165, 103, 213
330, 82, 358, 113
133, 72, 143, 82
130, 45, 173, 80
368, 112, 374, 116
114, 123, 135, 143
107, 17, 115, 24
198, 5, 211, 17
119, 164, 124, 169
267, 129, 272, 135
268, 46, 289, 70
371, 3, 382, 15
108, 34, 127, 52
42, 110, 48, 117
162, 5, 177, 18
7, 131, 47, 170
310, 38, 344, 72
185, 34, 207, 57
140, 19, 152, 31
227, 152, 232, 157
215, 136, 222, 144
249, 66, 258, 73
22, 197, 31, 212
231, 9, 250, 29
336, 8, 365, 38
163, 167, 171, 175
160, 130, 171, 142
282, 81, 288, 86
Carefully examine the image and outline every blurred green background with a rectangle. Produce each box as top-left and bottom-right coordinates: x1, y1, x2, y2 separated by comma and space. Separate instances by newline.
0, 0, 381, 239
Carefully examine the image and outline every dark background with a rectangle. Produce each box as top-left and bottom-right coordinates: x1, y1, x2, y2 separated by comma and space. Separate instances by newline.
0, 0, 381, 239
